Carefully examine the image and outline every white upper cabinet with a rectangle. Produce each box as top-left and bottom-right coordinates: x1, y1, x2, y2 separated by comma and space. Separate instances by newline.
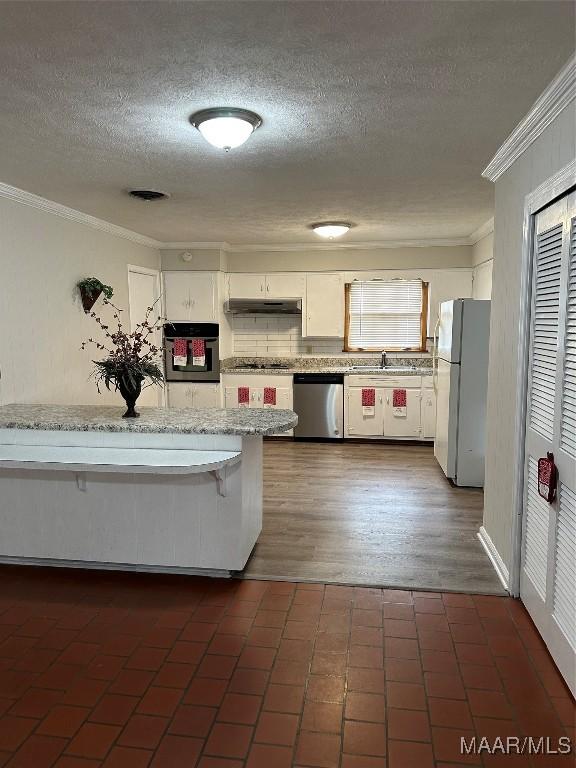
228, 273, 306, 299
265, 273, 306, 298
163, 272, 217, 322
304, 273, 345, 338
228, 273, 266, 298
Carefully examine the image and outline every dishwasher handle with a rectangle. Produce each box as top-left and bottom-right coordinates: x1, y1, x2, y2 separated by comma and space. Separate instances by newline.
293, 373, 344, 385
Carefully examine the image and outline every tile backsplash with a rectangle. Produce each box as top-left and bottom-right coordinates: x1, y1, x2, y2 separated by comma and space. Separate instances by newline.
231, 314, 432, 357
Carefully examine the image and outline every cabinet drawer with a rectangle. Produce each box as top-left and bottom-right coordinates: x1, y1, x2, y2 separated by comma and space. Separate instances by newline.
346, 375, 422, 388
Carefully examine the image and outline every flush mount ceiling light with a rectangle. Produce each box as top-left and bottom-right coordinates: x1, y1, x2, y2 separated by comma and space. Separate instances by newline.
189, 108, 262, 151
310, 222, 353, 239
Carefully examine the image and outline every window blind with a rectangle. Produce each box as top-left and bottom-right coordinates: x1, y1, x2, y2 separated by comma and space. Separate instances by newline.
346, 279, 424, 350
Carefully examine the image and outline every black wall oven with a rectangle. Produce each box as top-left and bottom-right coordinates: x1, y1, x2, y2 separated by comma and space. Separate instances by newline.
164, 323, 220, 382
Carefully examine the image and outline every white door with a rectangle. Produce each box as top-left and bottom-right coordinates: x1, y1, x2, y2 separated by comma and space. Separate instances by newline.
228, 274, 266, 299
521, 192, 576, 697
266, 273, 306, 298
434, 358, 459, 479
383, 388, 421, 438
304, 273, 344, 338
128, 266, 162, 407
346, 387, 384, 436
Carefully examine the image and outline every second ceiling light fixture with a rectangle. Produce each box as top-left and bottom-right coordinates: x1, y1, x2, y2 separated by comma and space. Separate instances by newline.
190, 107, 353, 239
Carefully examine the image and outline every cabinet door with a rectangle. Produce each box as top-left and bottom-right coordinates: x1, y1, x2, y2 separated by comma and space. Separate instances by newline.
228, 273, 266, 298
346, 387, 385, 436
224, 386, 249, 409
191, 384, 221, 409
163, 272, 216, 322
304, 273, 344, 337
163, 272, 192, 321
383, 388, 422, 438
187, 272, 216, 322
421, 387, 436, 438
266, 273, 306, 298
167, 383, 193, 408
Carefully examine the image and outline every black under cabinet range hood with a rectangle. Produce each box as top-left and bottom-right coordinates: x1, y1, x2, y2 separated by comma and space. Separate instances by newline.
224, 298, 302, 315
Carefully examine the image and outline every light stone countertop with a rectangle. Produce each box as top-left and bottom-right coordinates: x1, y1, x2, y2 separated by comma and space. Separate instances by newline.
220, 356, 433, 376
222, 366, 433, 376
0, 404, 298, 436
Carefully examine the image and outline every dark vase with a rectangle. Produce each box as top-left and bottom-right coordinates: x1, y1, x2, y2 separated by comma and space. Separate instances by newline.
80, 287, 101, 313
118, 377, 143, 418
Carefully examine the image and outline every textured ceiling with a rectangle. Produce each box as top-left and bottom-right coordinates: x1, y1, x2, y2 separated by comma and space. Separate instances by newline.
0, 1, 573, 244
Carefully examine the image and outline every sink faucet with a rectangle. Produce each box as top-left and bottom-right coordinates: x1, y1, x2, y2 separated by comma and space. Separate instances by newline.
380, 351, 387, 369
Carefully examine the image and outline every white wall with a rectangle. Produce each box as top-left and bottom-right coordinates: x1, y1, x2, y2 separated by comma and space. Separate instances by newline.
472, 232, 494, 299
483, 105, 575, 571
0, 196, 160, 405
224, 245, 473, 273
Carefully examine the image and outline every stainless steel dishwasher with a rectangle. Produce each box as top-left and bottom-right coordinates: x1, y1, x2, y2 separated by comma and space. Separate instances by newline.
293, 373, 344, 440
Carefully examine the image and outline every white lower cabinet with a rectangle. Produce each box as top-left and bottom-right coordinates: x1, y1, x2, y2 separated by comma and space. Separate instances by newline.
382, 388, 422, 438
167, 383, 221, 409
347, 387, 385, 436
345, 375, 435, 439
222, 374, 294, 436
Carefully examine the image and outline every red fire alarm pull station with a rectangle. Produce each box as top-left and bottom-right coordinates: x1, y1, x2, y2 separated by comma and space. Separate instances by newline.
537, 452, 558, 503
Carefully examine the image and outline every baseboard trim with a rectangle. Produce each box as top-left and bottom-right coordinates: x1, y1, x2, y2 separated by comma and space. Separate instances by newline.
0, 555, 231, 579
477, 526, 510, 592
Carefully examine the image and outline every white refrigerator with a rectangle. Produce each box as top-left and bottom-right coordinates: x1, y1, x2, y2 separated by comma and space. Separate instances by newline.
434, 299, 491, 487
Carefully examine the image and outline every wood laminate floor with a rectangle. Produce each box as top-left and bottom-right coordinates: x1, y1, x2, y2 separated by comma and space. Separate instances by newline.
243, 440, 505, 595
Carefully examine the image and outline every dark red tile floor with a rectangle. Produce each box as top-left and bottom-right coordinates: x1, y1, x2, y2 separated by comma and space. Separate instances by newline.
0, 566, 573, 767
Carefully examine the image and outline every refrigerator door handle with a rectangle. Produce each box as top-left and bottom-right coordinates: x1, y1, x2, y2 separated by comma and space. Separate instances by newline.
432, 317, 440, 393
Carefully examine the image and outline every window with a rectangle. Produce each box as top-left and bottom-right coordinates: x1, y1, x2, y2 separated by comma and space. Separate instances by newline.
344, 279, 428, 351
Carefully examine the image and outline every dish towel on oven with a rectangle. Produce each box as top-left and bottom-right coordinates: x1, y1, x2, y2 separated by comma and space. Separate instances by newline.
393, 388, 407, 416
237, 386, 250, 408
263, 387, 276, 407
362, 388, 375, 416
192, 339, 206, 367
173, 338, 188, 367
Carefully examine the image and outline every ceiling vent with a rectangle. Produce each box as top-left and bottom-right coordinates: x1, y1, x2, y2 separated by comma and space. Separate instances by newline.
128, 190, 169, 201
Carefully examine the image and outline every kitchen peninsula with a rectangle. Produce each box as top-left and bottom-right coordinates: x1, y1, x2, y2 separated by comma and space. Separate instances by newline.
0, 404, 297, 575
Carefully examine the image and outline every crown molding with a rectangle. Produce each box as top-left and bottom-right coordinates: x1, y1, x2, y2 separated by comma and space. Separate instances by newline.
482, 54, 576, 183
162, 237, 472, 252
0, 180, 489, 252
469, 217, 494, 245
0, 181, 162, 248
160, 242, 228, 251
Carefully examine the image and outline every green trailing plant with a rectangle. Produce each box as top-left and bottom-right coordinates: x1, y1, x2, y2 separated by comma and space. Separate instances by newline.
77, 277, 114, 300
81, 297, 165, 396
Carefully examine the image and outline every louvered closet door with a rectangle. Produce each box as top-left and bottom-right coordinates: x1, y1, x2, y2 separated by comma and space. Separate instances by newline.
521, 190, 576, 697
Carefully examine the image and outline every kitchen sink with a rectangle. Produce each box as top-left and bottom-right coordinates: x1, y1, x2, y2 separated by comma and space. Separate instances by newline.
349, 365, 419, 372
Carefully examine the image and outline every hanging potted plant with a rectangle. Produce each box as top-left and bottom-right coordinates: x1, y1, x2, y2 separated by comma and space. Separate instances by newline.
81, 296, 164, 417
77, 277, 114, 313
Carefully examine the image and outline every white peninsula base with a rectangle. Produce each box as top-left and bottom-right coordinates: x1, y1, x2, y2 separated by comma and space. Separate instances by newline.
0, 405, 297, 576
